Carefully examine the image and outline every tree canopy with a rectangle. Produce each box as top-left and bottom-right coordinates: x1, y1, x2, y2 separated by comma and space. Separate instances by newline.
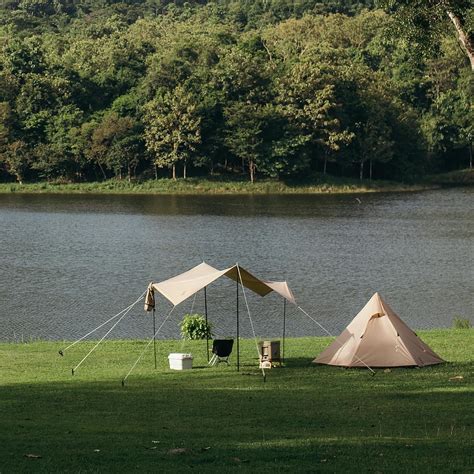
0, 0, 472, 183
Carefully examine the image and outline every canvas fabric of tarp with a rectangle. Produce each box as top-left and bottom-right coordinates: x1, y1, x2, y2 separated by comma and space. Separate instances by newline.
144, 262, 296, 310
314, 292, 444, 368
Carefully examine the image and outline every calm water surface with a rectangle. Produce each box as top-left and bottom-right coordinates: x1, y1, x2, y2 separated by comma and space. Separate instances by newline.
0, 188, 472, 341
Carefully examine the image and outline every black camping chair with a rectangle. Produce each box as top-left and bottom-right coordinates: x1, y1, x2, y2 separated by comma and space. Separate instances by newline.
209, 339, 234, 366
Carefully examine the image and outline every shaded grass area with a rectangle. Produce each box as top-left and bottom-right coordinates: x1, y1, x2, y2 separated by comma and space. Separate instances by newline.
0, 175, 435, 195
1, 330, 473, 472
424, 168, 474, 185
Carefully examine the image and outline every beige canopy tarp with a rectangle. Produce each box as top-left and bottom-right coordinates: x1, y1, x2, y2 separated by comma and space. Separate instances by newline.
144, 262, 296, 310
314, 292, 444, 368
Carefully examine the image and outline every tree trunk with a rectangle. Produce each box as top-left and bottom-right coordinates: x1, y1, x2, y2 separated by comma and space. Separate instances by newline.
183, 161, 187, 179
359, 160, 364, 181
469, 142, 473, 169
242, 158, 245, 174
154, 164, 158, 180
249, 160, 255, 183
447, 10, 474, 72
172, 163, 176, 180
98, 162, 107, 180
127, 164, 131, 182
369, 159, 373, 181
323, 156, 327, 175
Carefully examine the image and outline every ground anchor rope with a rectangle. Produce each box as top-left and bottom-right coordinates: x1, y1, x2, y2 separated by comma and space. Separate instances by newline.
70, 293, 145, 375
236, 264, 266, 381
59, 290, 147, 356
121, 306, 176, 386
296, 305, 375, 375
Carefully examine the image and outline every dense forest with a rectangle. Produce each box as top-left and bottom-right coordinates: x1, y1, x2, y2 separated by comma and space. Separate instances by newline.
0, 0, 472, 183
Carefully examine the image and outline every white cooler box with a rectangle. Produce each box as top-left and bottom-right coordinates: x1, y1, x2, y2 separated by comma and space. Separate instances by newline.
168, 353, 193, 370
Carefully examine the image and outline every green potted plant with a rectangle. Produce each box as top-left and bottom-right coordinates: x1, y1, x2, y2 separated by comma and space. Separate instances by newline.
180, 314, 213, 340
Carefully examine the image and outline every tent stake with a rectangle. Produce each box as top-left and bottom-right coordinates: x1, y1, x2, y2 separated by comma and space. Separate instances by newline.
204, 286, 209, 362
236, 271, 240, 372
153, 309, 157, 369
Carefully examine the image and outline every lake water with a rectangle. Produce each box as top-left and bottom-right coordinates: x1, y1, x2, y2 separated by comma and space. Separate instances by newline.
0, 188, 472, 342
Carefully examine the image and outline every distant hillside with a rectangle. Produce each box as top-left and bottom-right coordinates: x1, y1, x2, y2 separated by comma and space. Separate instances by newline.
0, 0, 471, 184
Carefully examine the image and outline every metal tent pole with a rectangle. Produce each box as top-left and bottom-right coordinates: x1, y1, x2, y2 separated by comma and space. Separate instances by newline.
282, 298, 286, 364
153, 308, 157, 369
204, 286, 209, 362
236, 270, 240, 372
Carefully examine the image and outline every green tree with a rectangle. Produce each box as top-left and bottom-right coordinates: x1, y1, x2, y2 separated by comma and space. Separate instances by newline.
336, 66, 399, 180
0, 102, 13, 179
379, 0, 474, 71
275, 57, 354, 175
0, 102, 11, 150
84, 112, 142, 180
144, 85, 201, 179
3, 140, 30, 184
215, 41, 273, 181
422, 84, 474, 170
30, 105, 84, 181
353, 120, 394, 180
224, 101, 266, 183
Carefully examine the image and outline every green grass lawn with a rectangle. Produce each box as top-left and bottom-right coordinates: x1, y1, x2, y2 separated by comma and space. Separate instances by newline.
1, 330, 472, 473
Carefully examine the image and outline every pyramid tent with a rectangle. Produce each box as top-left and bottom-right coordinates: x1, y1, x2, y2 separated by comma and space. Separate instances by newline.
314, 293, 444, 368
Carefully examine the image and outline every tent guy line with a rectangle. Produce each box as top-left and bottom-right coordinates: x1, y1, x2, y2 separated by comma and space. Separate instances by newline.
58, 289, 147, 356
236, 264, 266, 381
71, 292, 145, 375
296, 305, 376, 375
122, 306, 176, 386
59, 262, 383, 383
142, 261, 299, 376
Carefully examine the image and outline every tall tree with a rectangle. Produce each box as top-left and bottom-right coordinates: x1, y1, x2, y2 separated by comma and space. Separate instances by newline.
422, 83, 474, 169
275, 57, 354, 175
144, 85, 201, 179
3, 140, 30, 184
84, 112, 142, 180
224, 101, 265, 183
379, 1, 474, 71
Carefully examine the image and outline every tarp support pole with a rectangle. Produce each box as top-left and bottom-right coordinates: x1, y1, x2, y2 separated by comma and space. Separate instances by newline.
282, 298, 286, 364
204, 286, 209, 362
153, 308, 157, 369
236, 274, 240, 372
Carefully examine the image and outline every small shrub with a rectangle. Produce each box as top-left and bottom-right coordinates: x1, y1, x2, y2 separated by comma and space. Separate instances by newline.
180, 314, 212, 340
453, 317, 471, 329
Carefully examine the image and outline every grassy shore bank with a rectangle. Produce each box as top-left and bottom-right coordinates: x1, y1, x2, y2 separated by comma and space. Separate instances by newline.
1, 329, 472, 472
425, 168, 474, 185
0, 175, 439, 195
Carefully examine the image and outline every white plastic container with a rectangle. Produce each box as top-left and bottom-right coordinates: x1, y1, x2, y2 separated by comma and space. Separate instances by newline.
168, 353, 193, 371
